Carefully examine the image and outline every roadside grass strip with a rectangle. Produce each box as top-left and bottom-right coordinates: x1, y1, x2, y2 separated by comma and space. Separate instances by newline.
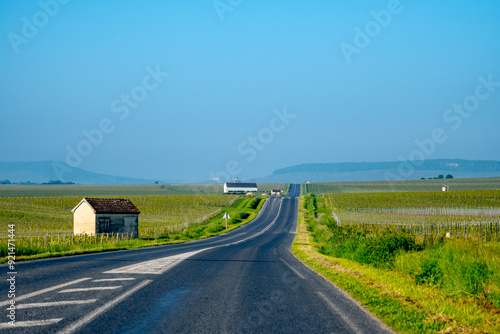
292, 196, 500, 334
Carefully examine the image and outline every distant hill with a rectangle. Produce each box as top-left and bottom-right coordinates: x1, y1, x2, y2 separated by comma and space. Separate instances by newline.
256, 159, 500, 183
0, 161, 157, 185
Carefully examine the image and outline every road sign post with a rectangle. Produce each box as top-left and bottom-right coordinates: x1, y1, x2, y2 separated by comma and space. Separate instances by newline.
223, 212, 230, 229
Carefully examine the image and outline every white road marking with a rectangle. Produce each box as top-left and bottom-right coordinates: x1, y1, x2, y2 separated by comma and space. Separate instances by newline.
0, 318, 63, 329
280, 258, 306, 279
15, 300, 98, 309
0, 277, 92, 307
317, 291, 363, 334
59, 286, 122, 293
92, 278, 136, 282
56, 280, 152, 334
104, 249, 209, 275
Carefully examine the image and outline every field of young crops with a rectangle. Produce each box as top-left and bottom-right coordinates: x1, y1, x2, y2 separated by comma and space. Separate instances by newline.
0, 195, 237, 237
302, 177, 500, 194
0, 184, 225, 198
323, 190, 500, 240
256, 183, 289, 194
0, 182, 290, 197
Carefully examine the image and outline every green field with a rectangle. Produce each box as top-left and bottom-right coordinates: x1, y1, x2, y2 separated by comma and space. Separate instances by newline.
324, 190, 500, 240
0, 194, 237, 237
0, 195, 266, 261
0, 183, 290, 197
301, 177, 500, 194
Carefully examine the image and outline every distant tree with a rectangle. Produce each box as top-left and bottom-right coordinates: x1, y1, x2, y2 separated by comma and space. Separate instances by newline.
0, 179, 11, 184
154, 181, 159, 184
437, 175, 444, 179
420, 177, 426, 180
47, 180, 63, 184
446, 174, 454, 179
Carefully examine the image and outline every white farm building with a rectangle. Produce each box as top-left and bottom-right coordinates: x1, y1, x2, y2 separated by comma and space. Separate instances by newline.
224, 182, 258, 194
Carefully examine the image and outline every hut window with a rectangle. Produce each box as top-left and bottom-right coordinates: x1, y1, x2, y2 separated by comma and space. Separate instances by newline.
98, 217, 111, 233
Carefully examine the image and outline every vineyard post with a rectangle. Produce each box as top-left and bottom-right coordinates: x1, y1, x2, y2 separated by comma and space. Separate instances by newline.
486, 221, 489, 242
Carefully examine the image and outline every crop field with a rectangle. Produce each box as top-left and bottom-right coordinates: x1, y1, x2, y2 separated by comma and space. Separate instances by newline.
302, 177, 500, 195
0, 195, 237, 237
256, 183, 290, 195
0, 183, 290, 197
323, 190, 500, 240
0, 184, 223, 197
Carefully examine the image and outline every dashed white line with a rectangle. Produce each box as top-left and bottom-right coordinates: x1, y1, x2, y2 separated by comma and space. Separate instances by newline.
0, 318, 63, 329
56, 279, 152, 334
0, 277, 92, 307
92, 278, 136, 282
59, 286, 122, 293
317, 291, 363, 334
14, 300, 98, 309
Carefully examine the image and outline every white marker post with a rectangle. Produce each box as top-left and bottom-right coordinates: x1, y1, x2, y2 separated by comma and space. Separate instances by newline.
223, 212, 230, 229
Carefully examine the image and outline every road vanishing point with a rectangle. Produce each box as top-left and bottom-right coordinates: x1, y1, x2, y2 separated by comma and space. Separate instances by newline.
1, 184, 393, 333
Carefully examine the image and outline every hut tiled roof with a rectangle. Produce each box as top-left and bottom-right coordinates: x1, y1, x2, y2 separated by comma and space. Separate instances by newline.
83, 198, 140, 214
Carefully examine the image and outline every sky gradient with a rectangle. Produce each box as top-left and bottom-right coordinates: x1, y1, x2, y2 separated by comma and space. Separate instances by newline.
1, 0, 499, 182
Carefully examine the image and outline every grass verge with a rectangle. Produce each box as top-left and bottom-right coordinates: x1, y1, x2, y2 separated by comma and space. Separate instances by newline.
291, 196, 500, 334
1, 196, 267, 263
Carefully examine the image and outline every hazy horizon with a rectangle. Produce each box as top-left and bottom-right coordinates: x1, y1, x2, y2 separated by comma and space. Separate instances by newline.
2, 1, 499, 182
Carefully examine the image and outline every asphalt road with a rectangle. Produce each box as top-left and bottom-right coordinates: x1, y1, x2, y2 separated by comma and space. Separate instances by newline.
0, 184, 393, 333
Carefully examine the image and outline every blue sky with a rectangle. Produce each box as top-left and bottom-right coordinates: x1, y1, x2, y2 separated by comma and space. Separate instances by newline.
1, 0, 499, 182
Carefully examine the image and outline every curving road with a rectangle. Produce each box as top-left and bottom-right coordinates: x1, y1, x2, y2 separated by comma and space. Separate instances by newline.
0, 184, 393, 333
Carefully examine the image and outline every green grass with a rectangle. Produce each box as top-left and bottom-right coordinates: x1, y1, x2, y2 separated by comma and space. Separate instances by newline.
302, 177, 500, 195
292, 194, 500, 333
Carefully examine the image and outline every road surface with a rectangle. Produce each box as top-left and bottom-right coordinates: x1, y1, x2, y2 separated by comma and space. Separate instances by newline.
1, 184, 393, 333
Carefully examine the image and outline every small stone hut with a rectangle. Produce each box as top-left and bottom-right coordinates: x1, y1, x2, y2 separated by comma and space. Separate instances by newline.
71, 198, 140, 238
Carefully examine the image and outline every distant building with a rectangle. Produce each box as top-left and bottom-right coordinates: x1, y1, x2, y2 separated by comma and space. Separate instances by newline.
305, 180, 312, 184
224, 182, 258, 194
271, 189, 282, 196
442, 185, 449, 192
71, 198, 140, 237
